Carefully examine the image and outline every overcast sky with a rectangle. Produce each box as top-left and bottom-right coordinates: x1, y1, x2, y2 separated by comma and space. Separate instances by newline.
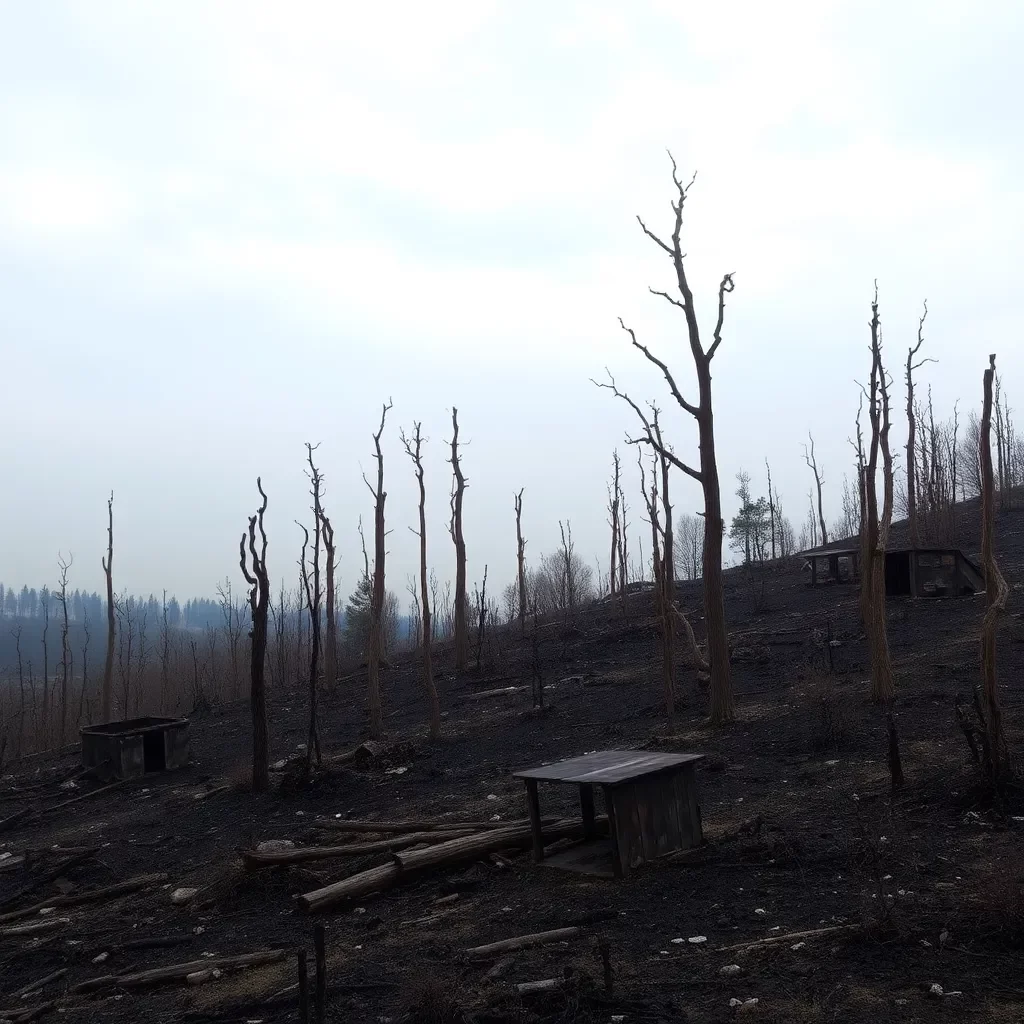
2, 1, 1022, 605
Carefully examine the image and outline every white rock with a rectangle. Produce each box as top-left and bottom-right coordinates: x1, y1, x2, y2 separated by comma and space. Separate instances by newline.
171, 887, 198, 905
486, 794, 498, 801
791, 942, 806, 951
256, 840, 296, 853
59, 780, 79, 791
92, 952, 109, 964
385, 766, 408, 775
38, 907, 57, 916
490, 814, 501, 821
754, 908, 767, 916
270, 760, 287, 771
670, 938, 685, 944
186, 970, 213, 985
729, 998, 743, 1008
193, 925, 206, 935
688, 936, 708, 944
928, 983, 944, 998
738, 998, 759, 1013
720, 964, 742, 976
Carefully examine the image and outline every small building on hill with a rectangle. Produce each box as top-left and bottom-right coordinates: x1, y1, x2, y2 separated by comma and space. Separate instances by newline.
801, 545, 984, 598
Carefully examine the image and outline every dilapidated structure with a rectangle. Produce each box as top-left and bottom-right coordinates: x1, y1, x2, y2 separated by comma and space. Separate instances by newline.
802, 546, 984, 598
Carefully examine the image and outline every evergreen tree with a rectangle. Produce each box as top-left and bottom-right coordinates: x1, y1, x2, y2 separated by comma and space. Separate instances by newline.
342, 577, 372, 656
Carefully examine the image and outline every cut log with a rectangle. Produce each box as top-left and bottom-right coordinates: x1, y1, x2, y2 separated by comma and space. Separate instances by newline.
0, 872, 168, 924
115, 948, 286, 988
514, 979, 562, 996
467, 926, 581, 959
717, 923, 861, 953
9, 968, 68, 999
0, 917, 70, 937
299, 817, 604, 913
465, 686, 525, 701
240, 830, 479, 869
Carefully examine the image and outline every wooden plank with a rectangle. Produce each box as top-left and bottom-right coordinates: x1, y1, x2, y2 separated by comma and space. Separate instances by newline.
524, 780, 544, 863
645, 775, 682, 857
608, 784, 643, 872
514, 750, 703, 785
603, 786, 624, 879
579, 784, 596, 839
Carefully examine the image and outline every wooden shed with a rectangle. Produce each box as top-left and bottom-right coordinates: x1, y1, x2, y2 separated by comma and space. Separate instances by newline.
802, 546, 983, 598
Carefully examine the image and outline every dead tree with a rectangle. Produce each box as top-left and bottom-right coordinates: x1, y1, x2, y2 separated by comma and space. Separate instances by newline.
862, 287, 896, 703
803, 433, 828, 548
299, 444, 325, 773
101, 492, 115, 722
905, 301, 934, 548
239, 479, 271, 792
321, 508, 337, 690
593, 156, 735, 724
475, 565, 489, 670
400, 422, 441, 740
515, 489, 527, 633
449, 408, 469, 672
364, 401, 392, 738
979, 354, 1010, 781
765, 459, 777, 560
57, 553, 73, 746
607, 452, 621, 597
652, 411, 677, 716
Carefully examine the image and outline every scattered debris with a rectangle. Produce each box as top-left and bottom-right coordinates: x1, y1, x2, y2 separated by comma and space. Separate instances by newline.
467, 926, 581, 959
719, 964, 742, 976
170, 887, 198, 905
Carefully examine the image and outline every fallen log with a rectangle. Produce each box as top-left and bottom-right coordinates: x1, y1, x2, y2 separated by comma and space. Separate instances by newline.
0, 998, 58, 1022
0, 807, 34, 834
0, 847, 100, 911
717, 923, 861, 953
0, 872, 168, 924
115, 948, 286, 988
465, 686, 526, 701
467, 926, 581, 959
46, 779, 128, 813
240, 830, 479, 869
299, 817, 605, 913
0, 917, 70, 938
0, 854, 26, 872
515, 979, 562, 996
8, 968, 68, 999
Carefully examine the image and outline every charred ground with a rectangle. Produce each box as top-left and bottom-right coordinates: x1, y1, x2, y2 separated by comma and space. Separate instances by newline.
2, 504, 1024, 1024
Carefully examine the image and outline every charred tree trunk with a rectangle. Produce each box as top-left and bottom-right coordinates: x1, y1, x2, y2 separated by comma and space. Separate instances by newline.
765, 459, 776, 561
401, 423, 441, 740
595, 157, 734, 723
803, 433, 828, 548
101, 493, 115, 722
905, 302, 932, 549
321, 512, 337, 691
57, 554, 72, 746
300, 444, 325, 774
475, 565, 488, 670
365, 402, 392, 738
515, 489, 527, 633
449, 408, 469, 672
980, 354, 1010, 782
240, 479, 271, 792
608, 452, 621, 598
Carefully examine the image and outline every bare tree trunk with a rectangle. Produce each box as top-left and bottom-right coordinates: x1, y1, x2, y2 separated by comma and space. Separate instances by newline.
299, 445, 325, 775
57, 554, 72, 746
980, 354, 1010, 781
101, 493, 115, 722
803, 433, 828, 548
240, 479, 271, 792
159, 592, 170, 713
41, 597, 50, 745
607, 452, 621, 598
365, 402, 392, 738
906, 302, 931, 548
515, 489, 527, 634
765, 458, 776, 560
475, 565, 488, 671
863, 288, 895, 704
449, 408, 469, 672
658, 426, 676, 717
639, 451, 673, 719
321, 512, 337, 690
401, 423, 441, 740
596, 158, 734, 723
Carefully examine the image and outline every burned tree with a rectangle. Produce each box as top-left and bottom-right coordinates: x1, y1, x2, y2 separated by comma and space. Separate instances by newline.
861, 288, 896, 703
400, 422, 441, 740
803, 433, 828, 548
905, 301, 934, 548
765, 459, 777, 560
101, 492, 115, 722
449, 408, 469, 672
321, 508, 337, 690
57, 553, 73, 745
979, 354, 1010, 781
239, 478, 271, 792
607, 452, 621, 597
515, 489, 527, 633
364, 401, 392, 738
595, 157, 734, 724
299, 444, 325, 774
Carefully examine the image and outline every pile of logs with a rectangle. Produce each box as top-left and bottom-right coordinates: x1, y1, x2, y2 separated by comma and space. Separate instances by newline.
236, 815, 606, 913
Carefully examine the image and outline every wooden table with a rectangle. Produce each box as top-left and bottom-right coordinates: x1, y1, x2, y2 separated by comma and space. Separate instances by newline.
514, 749, 704, 877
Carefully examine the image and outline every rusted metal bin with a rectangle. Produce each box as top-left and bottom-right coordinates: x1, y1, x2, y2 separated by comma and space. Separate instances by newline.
81, 716, 190, 781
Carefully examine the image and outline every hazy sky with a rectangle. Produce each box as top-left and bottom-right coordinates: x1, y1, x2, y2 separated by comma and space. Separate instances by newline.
2, 1, 1022, 605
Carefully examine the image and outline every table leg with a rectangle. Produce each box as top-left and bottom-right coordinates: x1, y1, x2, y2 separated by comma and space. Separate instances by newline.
602, 785, 625, 878
580, 784, 596, 839
525, 779, 544, 862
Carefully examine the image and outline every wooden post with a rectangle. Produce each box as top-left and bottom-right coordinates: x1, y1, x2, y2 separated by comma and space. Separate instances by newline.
313, 924, 326, 1024
602, 785, 625, 878
580, 784, 597, 839
297, 950, 309, 1024
524, 779, 544, 862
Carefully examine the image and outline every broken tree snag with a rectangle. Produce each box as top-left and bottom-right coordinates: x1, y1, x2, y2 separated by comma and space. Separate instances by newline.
671, 603, 709, 671
101, 491, 115, 722
887, 710, 904, 792
862, 286, 896, 703
115, 949, 286, 988
449, 407, 469, 672
364, 401, 393, 738
321, 507, 337, 691
607, 452, 621, 599
240, 478, 271, 793
515, 489, 527, 634
401, 422, 441, 740
302, 443, 326, 773
905, 301, 933, 549
980, 354, 1011, 782
803, 432, 828, 547
466, 926, 581, 959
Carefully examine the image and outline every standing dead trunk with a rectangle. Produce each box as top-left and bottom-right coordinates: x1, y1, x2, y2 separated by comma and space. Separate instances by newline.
863, 288, 896, 703
101, 493, 115, 722
449, 408, 469, 672
321, 512, 337, 690
765, 459, 776, 561
905, 302, 932, 549
607, 452, 621, 598
803, 433, 828, 548
299, 444, 325, 775
515, 489, 527, 634
475, 566, 488, 670
639, 448, 674, 719
596, 157, 734, 723
401, 423, 441, 740
240, 479, 271, 792
365, 401, 392, 738
980, 354, 1010, 781
57, 554, 72, 746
